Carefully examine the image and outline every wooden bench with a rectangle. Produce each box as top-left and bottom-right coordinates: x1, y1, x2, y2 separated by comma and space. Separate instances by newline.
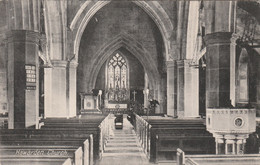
0, 157, 72, 165
0, 135, 93, 165
177, 148, 260, 165
132, 114, 215, 163
154, 134, 215, 163
0, 147, 82, 165
0, 129, 96, 164
0, 114, 111, 165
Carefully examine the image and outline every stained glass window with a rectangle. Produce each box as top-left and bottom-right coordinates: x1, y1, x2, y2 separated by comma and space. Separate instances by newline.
107, 53, 128, 89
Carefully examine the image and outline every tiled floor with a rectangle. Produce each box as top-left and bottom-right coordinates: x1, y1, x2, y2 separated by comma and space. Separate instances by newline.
96, 115, 150, 165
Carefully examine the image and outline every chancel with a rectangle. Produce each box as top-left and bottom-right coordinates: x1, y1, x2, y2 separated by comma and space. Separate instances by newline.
1, 0, 260, 165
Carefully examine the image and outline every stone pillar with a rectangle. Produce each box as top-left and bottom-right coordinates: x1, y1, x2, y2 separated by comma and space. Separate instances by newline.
166, 61, 176, 117
68, 61, 78, 117
204, 32, 237, 108
256, 59, 260, 116
216, 138, 225, 155
144, 73, 149, 108
0, 36, 7, 115
44, 60, 68, 118
177, 60, 184, 118
184, 60, 199, 117
236, 139, 246, 154
6, 30, 40, 129
225, 138, 236, 155
176, 60, 199, 118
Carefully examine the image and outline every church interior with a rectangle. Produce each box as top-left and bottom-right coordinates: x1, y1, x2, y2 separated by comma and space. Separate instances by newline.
0, 0, 260, 165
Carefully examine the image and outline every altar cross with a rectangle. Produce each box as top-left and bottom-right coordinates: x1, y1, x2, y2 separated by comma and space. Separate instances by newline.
132, 90, 137, 101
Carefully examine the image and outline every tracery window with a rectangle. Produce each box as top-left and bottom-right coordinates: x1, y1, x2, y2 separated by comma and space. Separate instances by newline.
107, 53, 128, 89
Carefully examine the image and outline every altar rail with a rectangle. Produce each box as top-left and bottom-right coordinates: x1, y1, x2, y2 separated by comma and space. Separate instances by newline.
103, 108, 128, 114
133, 113, 151, 158
176, 148, 260, 165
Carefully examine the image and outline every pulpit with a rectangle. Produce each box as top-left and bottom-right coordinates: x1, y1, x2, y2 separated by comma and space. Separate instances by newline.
206, 108, 256, 154
80, 93, 101, 114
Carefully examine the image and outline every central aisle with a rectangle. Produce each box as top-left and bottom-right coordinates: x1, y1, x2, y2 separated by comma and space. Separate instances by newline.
97, 115, 150, 165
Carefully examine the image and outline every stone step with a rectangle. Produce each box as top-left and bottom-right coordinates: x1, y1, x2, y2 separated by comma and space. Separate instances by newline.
106, 143, 138, 147
105, 146, 140, 151
107, 139, 137, 143
112, 133, 135, 136
113, 133, 135, 135
109, 137, 136, 140
102, 152, 146, 157
104, 149, 141, 153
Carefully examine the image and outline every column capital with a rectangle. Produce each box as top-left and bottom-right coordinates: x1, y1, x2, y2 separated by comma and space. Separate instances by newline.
6, 30, 40, 45
69, 61, 78, 68
204, 32, 238, 46
51, 60, 68, 68
165, 60, 176, 68
176, 59, 192, 67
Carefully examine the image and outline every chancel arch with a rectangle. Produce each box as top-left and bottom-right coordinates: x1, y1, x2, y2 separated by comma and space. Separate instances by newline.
70, 0, 174, 62
76, 1, 165, 112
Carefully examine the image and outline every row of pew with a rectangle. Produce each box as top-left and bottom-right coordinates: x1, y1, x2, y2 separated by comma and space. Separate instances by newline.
0, 114, 111, 165
133, 114, 215, 163
133, 113, 260, 164
176, 148, 260, 165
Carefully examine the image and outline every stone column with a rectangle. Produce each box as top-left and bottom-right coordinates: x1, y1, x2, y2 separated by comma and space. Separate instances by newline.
44, 60, 68, 118
166, 61, 176, 117
256, 59, 260, 116
176, 60, 199, 118
204, 32, 237, 108
68, 61, 78, 117
216, 138, 225, 155
177, 60, 184, 118
144, 73, 149, 108
6, 30, 40, 128
236, 139, 246, 154
0, 36, 7, 115
184, 60, 199, 117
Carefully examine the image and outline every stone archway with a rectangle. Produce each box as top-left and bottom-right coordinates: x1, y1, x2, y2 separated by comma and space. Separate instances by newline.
70, 0, 173, 62
86, 33, 160, 93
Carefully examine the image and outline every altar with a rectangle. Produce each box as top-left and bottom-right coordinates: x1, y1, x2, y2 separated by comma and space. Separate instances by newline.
104, 86, 129, 110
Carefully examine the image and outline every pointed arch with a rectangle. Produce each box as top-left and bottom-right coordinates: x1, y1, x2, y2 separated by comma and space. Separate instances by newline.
86, 33, 160, 91
70, 0, 173, 61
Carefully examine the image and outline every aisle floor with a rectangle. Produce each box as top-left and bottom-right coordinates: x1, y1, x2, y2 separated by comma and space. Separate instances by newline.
96, 115, 150, 165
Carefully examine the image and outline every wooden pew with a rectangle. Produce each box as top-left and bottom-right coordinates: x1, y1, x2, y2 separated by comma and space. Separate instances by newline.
0, 146, 82, 165
0, 114, 110, 165
154, 134, 214, 163
0, 122, 101, 162
134, 114, 215, 163
0, 130, 95, 163
176, 148, 260, 165
0, 138, 93, 165
0, 157, 72, 165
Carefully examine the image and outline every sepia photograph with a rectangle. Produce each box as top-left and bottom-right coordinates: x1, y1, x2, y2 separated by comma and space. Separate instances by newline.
0, 0, 260, 164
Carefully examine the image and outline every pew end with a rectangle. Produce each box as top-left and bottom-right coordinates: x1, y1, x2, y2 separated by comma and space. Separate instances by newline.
177, 148, 185, 165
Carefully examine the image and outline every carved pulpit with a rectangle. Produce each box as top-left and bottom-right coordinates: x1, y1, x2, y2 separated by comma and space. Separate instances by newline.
80, 93, 98, 111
